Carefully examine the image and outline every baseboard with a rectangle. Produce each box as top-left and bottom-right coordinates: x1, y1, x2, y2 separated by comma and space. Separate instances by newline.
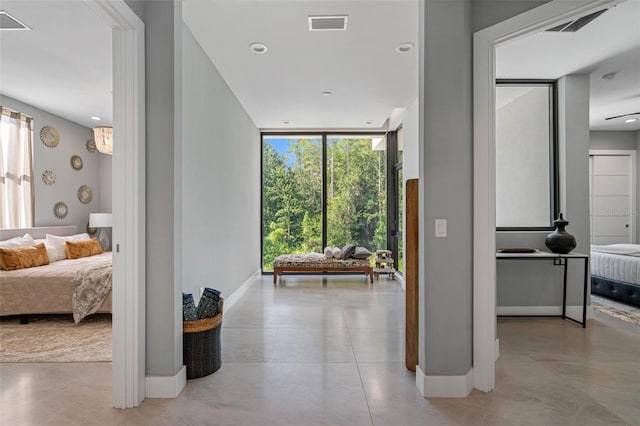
415, 365, 474, 398
145, 365, 186, 398
394, 273, 405, 290
223, 269, 261, 312
497, 305, 593, 319
494, 338, 500, 361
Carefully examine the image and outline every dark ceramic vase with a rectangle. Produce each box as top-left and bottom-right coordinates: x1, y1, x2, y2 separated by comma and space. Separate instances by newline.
545, 213, 576, 254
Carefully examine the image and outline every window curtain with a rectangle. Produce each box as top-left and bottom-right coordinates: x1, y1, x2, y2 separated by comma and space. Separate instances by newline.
0, 106, 34, 228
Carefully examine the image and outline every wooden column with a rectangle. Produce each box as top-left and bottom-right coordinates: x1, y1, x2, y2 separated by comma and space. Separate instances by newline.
405, 179, 419, 371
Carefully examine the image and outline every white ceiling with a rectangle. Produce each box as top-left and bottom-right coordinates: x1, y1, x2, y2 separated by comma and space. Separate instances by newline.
497, 0, 640, 131
0, 1, 112, 129
182, 0, 419, 130
1, 0, 637, 133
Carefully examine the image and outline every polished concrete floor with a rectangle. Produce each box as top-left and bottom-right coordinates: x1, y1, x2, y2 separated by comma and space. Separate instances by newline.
1, 275, 639, 425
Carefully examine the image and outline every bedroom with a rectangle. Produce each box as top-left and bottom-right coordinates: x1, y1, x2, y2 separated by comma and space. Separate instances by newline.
1, 0, 640, 421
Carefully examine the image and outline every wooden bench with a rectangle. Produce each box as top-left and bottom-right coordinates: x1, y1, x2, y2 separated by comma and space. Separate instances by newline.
273, 254, 373, 284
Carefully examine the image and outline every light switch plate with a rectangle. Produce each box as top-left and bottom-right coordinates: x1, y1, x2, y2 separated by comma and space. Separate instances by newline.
435, 219, 447, 237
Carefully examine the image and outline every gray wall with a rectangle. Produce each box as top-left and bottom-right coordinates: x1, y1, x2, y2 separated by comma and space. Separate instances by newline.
419, 0, 473, 376
590, 130, 636, 150
181, 24, 260, 299
142, 0, 183, 377
496, 75, 591, 309
472, 0, 551, 31
0, 95, 106, 232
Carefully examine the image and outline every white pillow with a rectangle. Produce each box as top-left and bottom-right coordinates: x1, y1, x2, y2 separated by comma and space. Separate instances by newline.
33, 238, 57, 262
332, 247, 342, 259
0, 234, 34, 249
45, 233, 90, 262
324, 246, 334, 259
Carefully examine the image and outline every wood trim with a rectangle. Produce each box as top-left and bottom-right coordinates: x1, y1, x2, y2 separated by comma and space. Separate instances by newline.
405, 179, 419, 371
273, 266, 374, 284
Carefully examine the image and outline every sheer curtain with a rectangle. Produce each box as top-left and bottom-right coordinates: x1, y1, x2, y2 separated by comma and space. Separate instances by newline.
0, 106, 34, 228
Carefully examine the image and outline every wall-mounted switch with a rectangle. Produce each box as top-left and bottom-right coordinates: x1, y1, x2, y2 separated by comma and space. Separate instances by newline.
435, 219, 447, 238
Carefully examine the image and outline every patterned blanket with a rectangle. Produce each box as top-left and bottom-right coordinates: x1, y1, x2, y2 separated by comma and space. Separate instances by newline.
274, 253, 371, 268
72, 262, 112, 324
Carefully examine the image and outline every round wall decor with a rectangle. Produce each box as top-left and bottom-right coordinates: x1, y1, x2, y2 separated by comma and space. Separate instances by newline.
77, 185, 93, 204
71, 155, 83, 170
53, 202, 68, 219
86, 139, 97, 153
40, 126, 60, 148
42, 170, 56, 186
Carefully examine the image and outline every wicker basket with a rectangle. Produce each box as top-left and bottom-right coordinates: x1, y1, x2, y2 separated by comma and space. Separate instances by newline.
183, 298, 223, 379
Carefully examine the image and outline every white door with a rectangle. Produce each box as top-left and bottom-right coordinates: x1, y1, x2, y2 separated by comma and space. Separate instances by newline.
589, 154, 634, 245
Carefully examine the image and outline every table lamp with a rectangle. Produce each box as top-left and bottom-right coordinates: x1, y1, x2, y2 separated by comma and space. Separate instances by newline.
89, 213, 112, 251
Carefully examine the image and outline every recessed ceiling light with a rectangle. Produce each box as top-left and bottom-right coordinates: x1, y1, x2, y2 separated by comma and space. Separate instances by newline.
249, 42, 268, 54
601, 72, 617, 80
321, 91, 332, 96
282, 120, 291, 125
91, 116, 102, 121
395, 42, 414, 53
365, 120, 374, 125
625, 118, 638, 123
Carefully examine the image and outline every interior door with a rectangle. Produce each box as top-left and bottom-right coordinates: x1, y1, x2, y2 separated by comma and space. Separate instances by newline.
589, 154, 634, 245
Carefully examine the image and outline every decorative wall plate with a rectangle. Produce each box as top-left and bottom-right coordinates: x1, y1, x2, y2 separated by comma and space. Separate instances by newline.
40, 126, 60, 148
86, 139, 97, 153
71, 155, 83, 170
77, 185, 93, 204
42, 170, 56, 186
53, 202, 68, 219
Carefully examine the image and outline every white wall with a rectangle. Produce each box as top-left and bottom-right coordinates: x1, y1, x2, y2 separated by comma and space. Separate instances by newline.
181, 23, 261, 300
1, 95, 108, 232
590, 130, 636, 150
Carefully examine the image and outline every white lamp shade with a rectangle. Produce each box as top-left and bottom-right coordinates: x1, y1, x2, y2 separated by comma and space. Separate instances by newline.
89, 213, 112, 228
93, 126, 113, 155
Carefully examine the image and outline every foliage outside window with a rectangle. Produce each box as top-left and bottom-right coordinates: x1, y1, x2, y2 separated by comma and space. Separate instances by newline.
495, 81, 558, 230
262, 135, 387, 270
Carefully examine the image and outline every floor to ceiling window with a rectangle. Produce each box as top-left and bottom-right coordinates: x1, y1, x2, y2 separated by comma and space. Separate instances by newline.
262, 133, 393, 271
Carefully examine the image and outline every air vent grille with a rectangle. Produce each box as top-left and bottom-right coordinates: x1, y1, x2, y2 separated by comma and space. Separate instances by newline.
308, 15, 348, 31
0, 11, 30, 30
545, 9, 607, 33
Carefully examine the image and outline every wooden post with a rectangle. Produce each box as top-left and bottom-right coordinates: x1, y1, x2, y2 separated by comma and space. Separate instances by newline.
405, 179, 419, 371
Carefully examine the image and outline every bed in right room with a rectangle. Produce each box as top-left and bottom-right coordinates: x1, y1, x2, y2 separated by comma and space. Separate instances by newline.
590, 244, 640, 307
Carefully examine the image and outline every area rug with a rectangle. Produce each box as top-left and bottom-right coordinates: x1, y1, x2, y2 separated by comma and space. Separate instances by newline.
0, 314, 112, 362
591, 295, 640, 326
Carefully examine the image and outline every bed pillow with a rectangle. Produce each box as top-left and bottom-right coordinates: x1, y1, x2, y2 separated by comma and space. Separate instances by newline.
0, 243, 49, 271
332, 247, 342, 259
0, 234, 35, 249
353, 247, 373, 259
65, 238, 103, 259
324, 246, 334, 259
341, 244, 356, 259
46, 233, 91, 262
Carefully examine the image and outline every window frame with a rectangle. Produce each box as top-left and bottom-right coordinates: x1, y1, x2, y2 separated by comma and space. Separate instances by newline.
260, 131, 394, 272
495, 79, 559, 231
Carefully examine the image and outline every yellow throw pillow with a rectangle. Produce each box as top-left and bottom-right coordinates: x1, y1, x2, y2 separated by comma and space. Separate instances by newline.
65, 238, 104, 259
0, 243, 50, 271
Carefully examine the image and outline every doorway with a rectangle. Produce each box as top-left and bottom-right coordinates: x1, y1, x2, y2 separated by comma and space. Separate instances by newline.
589, 151, 636, 245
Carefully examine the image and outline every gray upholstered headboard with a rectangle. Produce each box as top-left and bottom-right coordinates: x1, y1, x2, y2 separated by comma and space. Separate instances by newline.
0, 226, 78, 240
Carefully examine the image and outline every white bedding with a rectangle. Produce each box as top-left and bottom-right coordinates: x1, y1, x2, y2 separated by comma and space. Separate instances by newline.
590, 244, 640, 286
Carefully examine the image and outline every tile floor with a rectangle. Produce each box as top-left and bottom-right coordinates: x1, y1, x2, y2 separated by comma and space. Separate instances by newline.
1, 275, 639, 425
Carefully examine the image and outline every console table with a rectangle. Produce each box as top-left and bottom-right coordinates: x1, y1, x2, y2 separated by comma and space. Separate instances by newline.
496, 251, 589, 328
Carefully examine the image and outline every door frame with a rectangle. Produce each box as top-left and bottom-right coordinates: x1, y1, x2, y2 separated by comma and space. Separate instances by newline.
589, 149, 637, 244
472, 0, 623, 392
83, 0, 146, 408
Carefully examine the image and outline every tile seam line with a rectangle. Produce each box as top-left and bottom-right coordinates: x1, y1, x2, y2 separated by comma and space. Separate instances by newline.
344, 309, 375, 426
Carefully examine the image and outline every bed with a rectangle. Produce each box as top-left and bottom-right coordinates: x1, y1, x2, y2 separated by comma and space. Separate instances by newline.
273, 253, 374, 284
590, 244, 640, 307
0, 226, 112, 323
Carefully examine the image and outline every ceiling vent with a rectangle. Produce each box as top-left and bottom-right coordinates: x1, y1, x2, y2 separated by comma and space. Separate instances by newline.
308, 15, 348, 31
0, 11, 30, 30
545, 9, 607, 33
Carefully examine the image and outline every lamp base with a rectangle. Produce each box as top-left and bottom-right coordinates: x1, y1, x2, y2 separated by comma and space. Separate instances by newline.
97, 228, 110, 251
